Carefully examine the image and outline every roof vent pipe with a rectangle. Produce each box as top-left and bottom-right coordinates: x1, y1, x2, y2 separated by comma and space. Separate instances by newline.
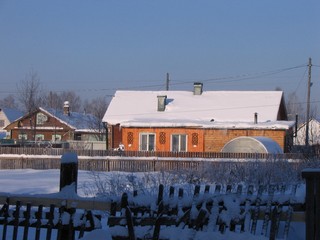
157, 95, 167, 112
193, 82, 203, 95
254, 112, 258, 124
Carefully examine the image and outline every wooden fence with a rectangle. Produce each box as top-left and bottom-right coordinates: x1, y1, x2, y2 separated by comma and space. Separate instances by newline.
0, 155, 109, 240
0, 155, 305, 174
0, 198, 99, 240
0, 146, 305, 159
108, 183, 304, 240
0, 153, 318, 240
0, 183, 305, 240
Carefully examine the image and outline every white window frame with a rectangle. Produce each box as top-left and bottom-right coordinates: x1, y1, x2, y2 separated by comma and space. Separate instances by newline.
36, 113, 48, 125
18, 134, 28, 140
35, 134, 45, 141
52, 134, 62, 141
171, 134, 187, 152
139, 133, 156, 151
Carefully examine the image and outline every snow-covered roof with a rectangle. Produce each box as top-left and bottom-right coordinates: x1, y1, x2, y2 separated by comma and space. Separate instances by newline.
1, 108, 24, 122
103, 90, 293, 130
41, 108, 99, 131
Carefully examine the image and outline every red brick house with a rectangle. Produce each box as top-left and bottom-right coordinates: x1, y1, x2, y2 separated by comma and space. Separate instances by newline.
5, 102, 103, 143
102, 83, 294, 153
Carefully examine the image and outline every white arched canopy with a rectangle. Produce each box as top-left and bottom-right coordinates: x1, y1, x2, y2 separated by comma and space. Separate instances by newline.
221, 136, 283, 154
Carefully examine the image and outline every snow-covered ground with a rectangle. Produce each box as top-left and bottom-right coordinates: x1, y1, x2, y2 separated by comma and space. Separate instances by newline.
0, 169, 306, 240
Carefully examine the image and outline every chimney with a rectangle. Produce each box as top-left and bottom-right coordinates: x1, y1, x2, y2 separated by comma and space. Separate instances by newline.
193, 82, 203, 95
254, 112, 258, 124
63, 101, 70, 116
157, 95, 167, 112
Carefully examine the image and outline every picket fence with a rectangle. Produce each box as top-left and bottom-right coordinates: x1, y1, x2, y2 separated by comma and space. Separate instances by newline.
0, 182, 305, 240
0, 197, 99, 240
108, 183, 305, 240
0, 153, 318, 240
0, 146, 305, 159
0, 155, 305, 174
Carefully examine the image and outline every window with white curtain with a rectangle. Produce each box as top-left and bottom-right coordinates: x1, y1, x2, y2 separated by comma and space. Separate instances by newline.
171, 134, 187, 152
140, 133, 155, 151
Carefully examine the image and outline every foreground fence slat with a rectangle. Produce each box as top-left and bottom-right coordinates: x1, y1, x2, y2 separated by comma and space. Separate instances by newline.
108, 183, 304, 240
0, 197, 102, 240
302, 168, 320, 240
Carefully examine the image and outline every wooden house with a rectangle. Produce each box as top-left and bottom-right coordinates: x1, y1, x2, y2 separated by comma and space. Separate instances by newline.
102, 83, 295, 153
4, 102, 103, 143
0, 108, 24, 139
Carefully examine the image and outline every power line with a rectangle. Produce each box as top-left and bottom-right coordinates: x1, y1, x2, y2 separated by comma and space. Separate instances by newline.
0, 63, 312, 95
58, 63, 309, 93
169, 64, 307, 86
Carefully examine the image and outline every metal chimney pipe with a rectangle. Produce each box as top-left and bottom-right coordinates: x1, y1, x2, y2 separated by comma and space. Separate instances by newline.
254, 112, 258, 124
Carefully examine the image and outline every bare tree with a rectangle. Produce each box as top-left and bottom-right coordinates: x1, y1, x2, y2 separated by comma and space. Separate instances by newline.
42, 90, 82, 112
0, 94, 18, 109
17, 69, 43, 113
83, 96, 108, 118
59, 91, 82, 112
83, 96, 109, 140
43, 91, 62, 109
286, 92, 305, 122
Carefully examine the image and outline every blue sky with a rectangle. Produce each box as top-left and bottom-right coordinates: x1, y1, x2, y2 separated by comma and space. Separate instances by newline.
0, 1, 319, 106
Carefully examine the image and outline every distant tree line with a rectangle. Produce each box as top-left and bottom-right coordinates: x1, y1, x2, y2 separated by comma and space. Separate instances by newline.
0, 70, 317, 126
0, 69, 109, 121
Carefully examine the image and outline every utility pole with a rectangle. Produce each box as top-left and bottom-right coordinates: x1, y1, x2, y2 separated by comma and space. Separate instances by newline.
305, 57, 312, 146
166, 73, 169, 91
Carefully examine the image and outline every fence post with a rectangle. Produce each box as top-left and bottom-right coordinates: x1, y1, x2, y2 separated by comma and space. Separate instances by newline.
59, 152, 78, 240
59, 152, 78, 193
301, 168, 320, 240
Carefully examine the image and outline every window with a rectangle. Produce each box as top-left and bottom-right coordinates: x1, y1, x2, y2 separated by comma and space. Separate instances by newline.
171, 134, 187, 152
36, 113, 48, 125
52, 134, 62, 141
18, 134, 28, 140
140, 133, 155, 151
0, 120, 4, 127
74, 133, 81, 140
35, 134, 44, 141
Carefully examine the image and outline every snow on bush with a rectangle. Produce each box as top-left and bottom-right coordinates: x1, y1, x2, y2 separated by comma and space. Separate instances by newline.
80, 156, 317, 198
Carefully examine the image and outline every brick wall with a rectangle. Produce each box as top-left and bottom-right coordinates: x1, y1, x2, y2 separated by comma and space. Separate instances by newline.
108, 126, 293, 153
204, 128, 289, 152
120, 127, 204, 152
